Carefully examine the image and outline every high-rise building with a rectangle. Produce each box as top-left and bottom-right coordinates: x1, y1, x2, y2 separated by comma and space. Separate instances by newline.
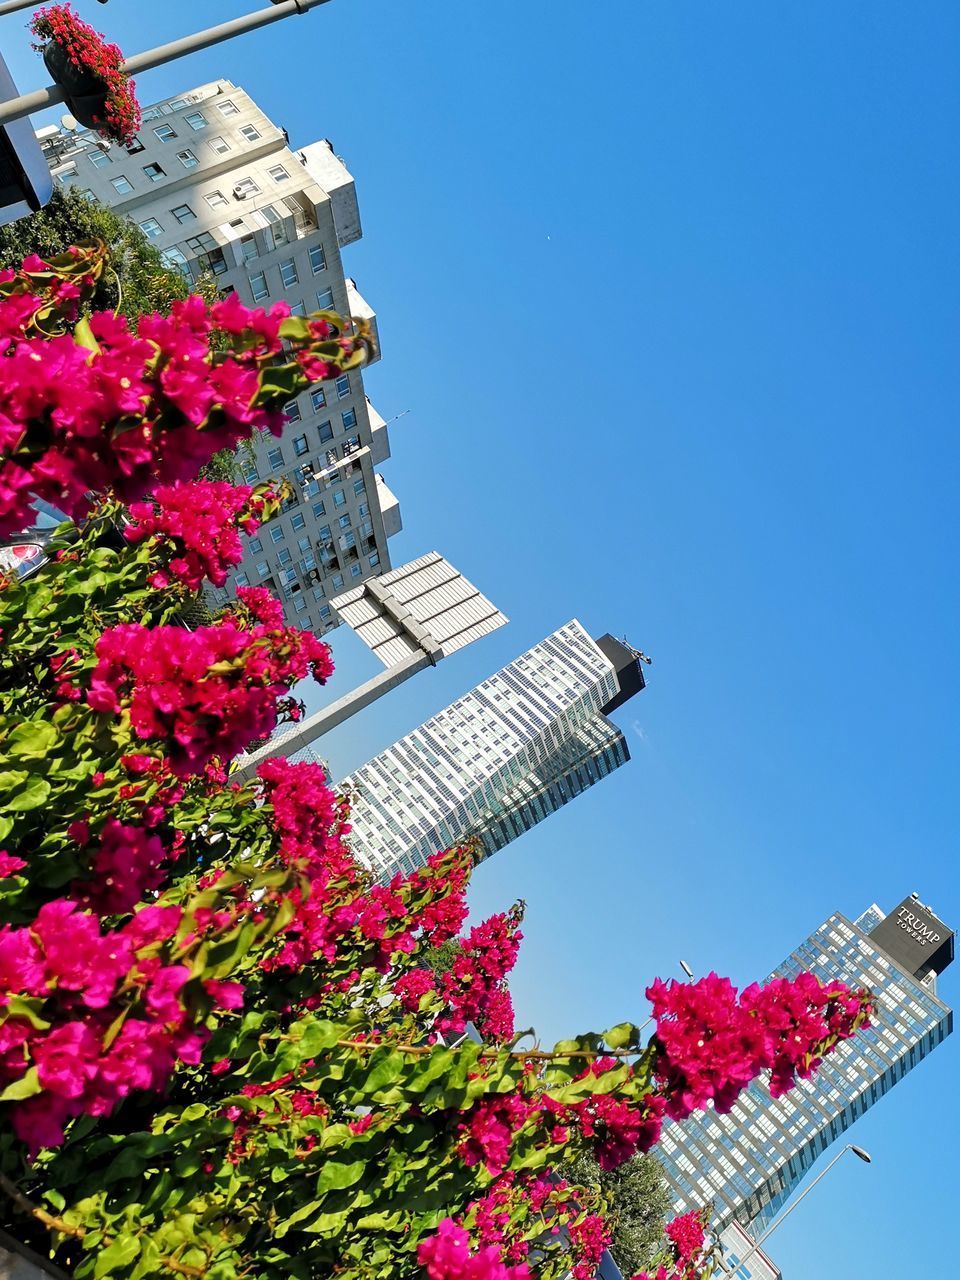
36, 81, 401, 635
338, 621, 646, 879
657, 897, 954, 1236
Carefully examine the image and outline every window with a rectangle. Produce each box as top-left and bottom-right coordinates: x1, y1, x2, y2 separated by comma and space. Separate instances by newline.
141, 106, 163, 122
205, 190, 228, 209
309, 244, 327, 274
161, 246, 188, 274
235, 572, 250, 588
312, 501, 326, 520
217, 100, 240, 117
350, 564, 362, 578
56, 161, 78, 180
258, 204, 289, 250
335, 374, 350, 399
186, 231, 217, 253
239, 123, 261, 143
277, 548, 292, 567
154, 124, 177, 142
353, 478, 365, 497
168, 98, 189, 111
240, 234, 258, 262
291, 512, 305, 531
267, 164, 289, 183
110, 175, 133, 194
267, 447, 284, 470
316, 287, 334, 309
209, 135, 231, 155
124, 138, 145, 155
233, 177, 260, 199
249, 272, 269, 302
185, 111, 206, 130
331, 574, 344, 590
319, 605, 332, 621
286, 401, 302, 423
256, 561, 269, 578
311, 389, 326, 412
172, 204, 196, 224
293, 434, 308, 457
177, 149, 199, 170
296, 537, 311, 555
89, 150, 111, 169
139, 218, 163, 240
295, 597, 309, 614
249, 537, 263, 553
290, 302, 306, 316
142, 162, 165, 181
368, 551, 380, 569
341, 407, 357, 430
318, 525, 332, 542
279, 259, 298, 287
80, 188, 96, 200
318, 421, 333, 443
338, 514, 351, 529
313, 586, 326, 602
333, 491, 346, 509
270, 526, 285, 544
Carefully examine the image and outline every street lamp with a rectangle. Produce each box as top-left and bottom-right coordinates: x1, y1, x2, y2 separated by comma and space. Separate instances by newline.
724, 1144, 872, 1276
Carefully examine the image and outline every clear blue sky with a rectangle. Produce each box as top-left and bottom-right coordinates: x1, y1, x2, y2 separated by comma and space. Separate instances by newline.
7, 2, 960, 1273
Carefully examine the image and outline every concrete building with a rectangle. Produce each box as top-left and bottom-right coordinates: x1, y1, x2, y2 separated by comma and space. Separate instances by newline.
338, 621, 646, 879
658, 896, 954, 1237
37, 81, 401, 635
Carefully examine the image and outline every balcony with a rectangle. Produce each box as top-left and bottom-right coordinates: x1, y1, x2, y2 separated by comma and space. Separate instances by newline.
298, 140, 362, 247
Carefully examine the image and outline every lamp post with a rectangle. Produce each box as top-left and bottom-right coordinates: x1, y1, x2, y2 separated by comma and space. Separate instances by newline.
723, 1144, 872, 1276
0, 0, 335, 128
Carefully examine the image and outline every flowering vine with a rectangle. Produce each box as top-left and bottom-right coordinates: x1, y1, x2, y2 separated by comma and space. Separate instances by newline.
0, 244, 874, 1279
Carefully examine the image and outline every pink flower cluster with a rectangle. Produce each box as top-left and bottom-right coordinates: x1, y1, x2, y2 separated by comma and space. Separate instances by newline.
0, 278, 369, 540
629, 1210, 710, 1280
567, 1213, 613, 1280
86, 615, 332, 776
0, 900, 211, 1151
458, 1095, 532, 1177
125, 480, 271, 590
418, 1219, 530, 1280
646, 972, 872, 1119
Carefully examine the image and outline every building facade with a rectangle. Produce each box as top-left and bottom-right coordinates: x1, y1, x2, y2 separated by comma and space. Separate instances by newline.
338, 622, 646, 879
718, 1224, 781, 1280
37, 81, 401, 635
657, 897, 954, 1236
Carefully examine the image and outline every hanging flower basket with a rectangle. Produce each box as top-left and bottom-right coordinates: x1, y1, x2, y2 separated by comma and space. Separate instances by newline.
31, 4, 141, 146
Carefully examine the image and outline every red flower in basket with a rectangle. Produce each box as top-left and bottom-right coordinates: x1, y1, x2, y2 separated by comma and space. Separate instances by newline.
31, 4, 141, 146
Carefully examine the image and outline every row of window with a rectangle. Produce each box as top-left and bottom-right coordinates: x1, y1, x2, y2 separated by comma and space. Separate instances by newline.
137, 171, 294, 241
249, 266, 333, 306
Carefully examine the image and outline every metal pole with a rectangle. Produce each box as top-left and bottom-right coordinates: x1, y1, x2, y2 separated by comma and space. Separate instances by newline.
727, 1145, 871, 1276
232, 649, 432, 782
0, 0, 47, 18
0, 0, 333, 128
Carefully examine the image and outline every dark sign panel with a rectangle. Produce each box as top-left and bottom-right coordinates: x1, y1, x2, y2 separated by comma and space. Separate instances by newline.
869, 897, 954, 981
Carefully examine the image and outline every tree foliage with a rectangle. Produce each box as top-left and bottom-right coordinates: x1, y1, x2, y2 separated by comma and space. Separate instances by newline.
564, 1152, 671, 1277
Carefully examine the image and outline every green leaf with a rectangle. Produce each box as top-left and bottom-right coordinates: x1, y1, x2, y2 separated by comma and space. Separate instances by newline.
94, 1233, 140, 1278
315, 1156, 366, 1194
0, 1067, 41, 1102
5, 720, 59, 757
73, 316, 101, 356
3, 775, 51, 812
603, 1022, 641, 1051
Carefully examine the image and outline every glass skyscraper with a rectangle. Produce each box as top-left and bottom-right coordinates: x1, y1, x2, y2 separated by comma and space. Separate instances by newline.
657, 897, 954, 1235
338, 621, 646, 879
